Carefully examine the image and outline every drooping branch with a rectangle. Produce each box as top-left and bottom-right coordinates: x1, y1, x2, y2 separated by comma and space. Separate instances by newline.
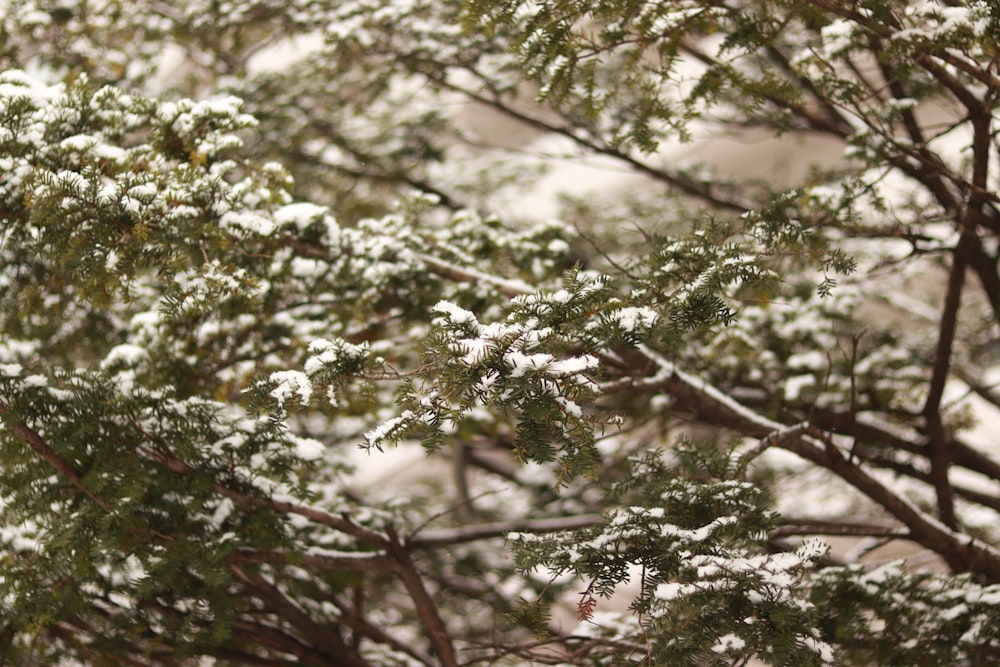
222, 619, 332, 666
610, 346, 1000, 582
294, 129, 465, 210
734, 421, 811, 480
0, 401, 110, 512
773, 431, 1000, 581
141, 556, 395, 665
128, 427, 390, 547
682, 41, 853, 137
210, 486, 390, 548
422, 73, 754, 212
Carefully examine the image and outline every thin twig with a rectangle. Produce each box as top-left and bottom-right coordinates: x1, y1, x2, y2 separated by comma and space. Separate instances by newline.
406, 513, 603, 548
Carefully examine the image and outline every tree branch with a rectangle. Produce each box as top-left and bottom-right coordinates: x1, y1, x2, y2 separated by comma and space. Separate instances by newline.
232, 548, 394, 573
295, 141, 465, 211
330, 595, 437, 667
405, 513, 603, 548
612, 346, 1000, 582
127, 428, 391, 548
807, 407, 1000, 484
384, 525, 458, 667
922, 107, 991, 529
424, 74, 753, 212
734, 421, 810, 480
772, 518, 910, 540
228, 561, 368, 667
968, 236, 1000, 325
416, 252, 534, 298
0, 401, 110, 511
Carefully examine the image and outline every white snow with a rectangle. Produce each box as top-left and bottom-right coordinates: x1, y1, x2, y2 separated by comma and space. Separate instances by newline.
210, 498, 234, 529
59, 134, 97, 151
820, 19, 856, 57
267, 371, 312, 407
0, 363, 22, 377
21, 374, 47, 388
786, 351, 826, 371
784, 374, 815, 401
711, 633, 746, 654
363, 411, 415, 448
290, 434, 325, 461
290, 257, 325, 278
433, 300, 479, 325
220, 210, 275, 236
102, 344, 148, 368
274, 202, 328, 229
607, 306, 659, 332
304, 338, 368, 376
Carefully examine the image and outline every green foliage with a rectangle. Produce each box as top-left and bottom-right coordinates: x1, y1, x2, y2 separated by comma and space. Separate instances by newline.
383, 270, 634, 484
510, 445, 833, 665
810, 563, 1000, 666
1, 0, 999, 665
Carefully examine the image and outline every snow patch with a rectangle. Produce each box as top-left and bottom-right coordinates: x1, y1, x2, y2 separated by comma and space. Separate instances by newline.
268, 371, 312, 407
711, 633, 746, 654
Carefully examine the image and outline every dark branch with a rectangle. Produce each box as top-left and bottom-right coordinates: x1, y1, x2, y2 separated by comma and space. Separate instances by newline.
772, 518, 909, 540
406, 513, 603, 548
0, 401, 111, 511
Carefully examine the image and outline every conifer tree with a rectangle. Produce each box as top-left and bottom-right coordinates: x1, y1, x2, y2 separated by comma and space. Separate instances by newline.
1, 1, 1000, 665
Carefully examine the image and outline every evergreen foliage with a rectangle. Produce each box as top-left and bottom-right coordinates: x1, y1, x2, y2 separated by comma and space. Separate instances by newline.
1, 1, 1000, 665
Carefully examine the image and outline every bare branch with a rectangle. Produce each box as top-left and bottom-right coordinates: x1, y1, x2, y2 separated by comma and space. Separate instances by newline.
232, 548, 395, 573
228, 561, 368, 667
968, 236, 1000, 324
406, 513, 603, 548
416, 252, 534, 298
330, 595, 437, 667
922, 109, 992, 529
772, 518, 910, 540
734, 422, 810, 481
424, 74, 753, 212
384, 526, 459, 667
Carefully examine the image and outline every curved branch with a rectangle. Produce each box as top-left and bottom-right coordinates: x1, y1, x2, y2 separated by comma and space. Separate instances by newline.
0, 401, 110, 511
612, 346, 1000, 582
734, 421, 810, 480
424, 74, 753, 212
228, 561, 368, 667
128, 428, 390, 548
330, 594, 437, 667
